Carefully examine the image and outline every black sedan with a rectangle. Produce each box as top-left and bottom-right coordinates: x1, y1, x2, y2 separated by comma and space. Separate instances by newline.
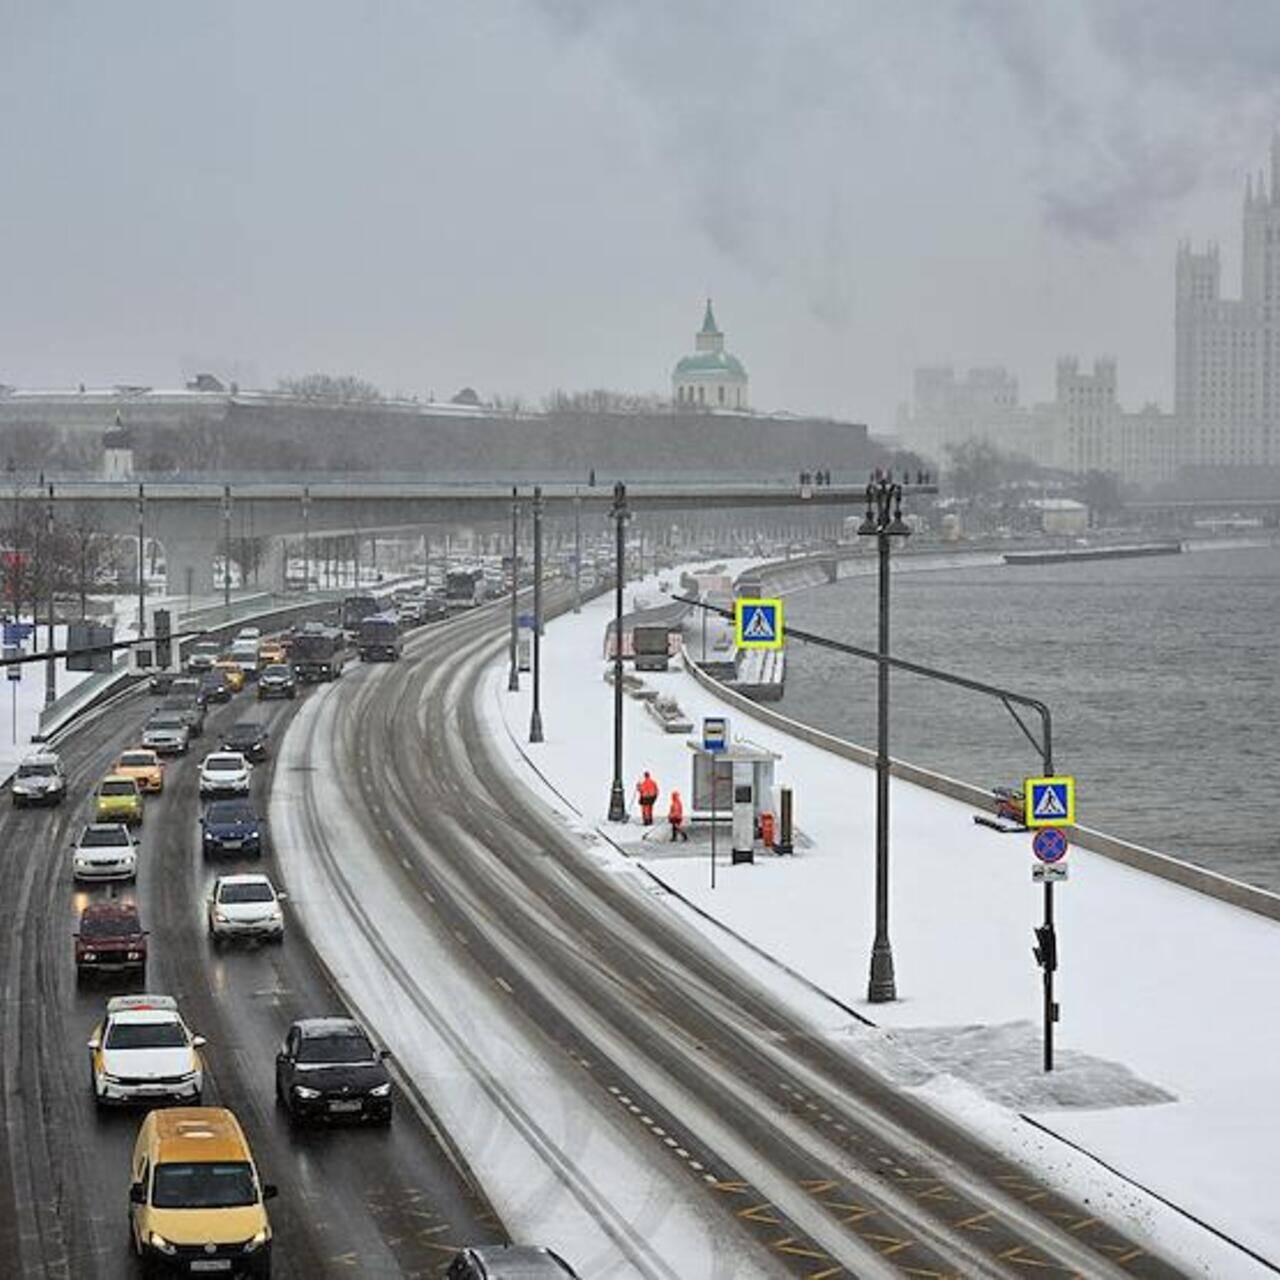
256, 663, 297, 700
200, 799, 264, 857
275, 1018, 392, 1125
221, 720, 270, 762
200, 670, 233, 703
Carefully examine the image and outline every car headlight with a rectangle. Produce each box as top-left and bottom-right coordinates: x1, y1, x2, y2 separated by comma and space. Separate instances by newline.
244, 1226, 270, 1251
293, 1084, 320, 1099
214, 911, 230, 924
247, 830, 260, 839
369, 1082, 392, 1098
149, 1231, 177, 1255
81, 951, 97, 961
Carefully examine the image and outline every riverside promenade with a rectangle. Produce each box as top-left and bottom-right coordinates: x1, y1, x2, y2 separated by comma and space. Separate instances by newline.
483, 563, 1280, 1279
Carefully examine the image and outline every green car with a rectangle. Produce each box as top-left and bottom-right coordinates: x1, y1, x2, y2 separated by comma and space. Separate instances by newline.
94, 775, 144, 826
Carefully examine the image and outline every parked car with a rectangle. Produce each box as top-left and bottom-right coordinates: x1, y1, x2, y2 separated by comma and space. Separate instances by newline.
72, 823, 137, 882
221, 720, 270, 762
257, 663, 297, 700
274, 1017, 391, 1125
10, 751, 66, 807
207, 874, 284, 945
201, 799, 263, 858
198, 752, 252, 798
75, 901, 148, 979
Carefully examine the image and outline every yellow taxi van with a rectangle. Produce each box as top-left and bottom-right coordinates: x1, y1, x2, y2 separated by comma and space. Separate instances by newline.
129, 1107, 276, 1276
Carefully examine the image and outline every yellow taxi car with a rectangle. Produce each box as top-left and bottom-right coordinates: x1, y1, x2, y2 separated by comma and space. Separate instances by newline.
257, 640, 286, 667
114, 748, 165, 795
212, 658, 246, 694
129, 1107, 276, 1275
94, 774, 144, 826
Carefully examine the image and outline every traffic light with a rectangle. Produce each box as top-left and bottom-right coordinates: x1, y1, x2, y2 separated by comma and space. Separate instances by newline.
1033, 924, 1057, 972
154, 610, 172, 671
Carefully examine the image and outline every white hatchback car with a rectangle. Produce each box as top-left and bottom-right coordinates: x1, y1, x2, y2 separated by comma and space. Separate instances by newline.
72, 823, 138, 882
87, 994, 204, 1106
11, 751, 66, 807
207, 874, 286, 945
198, 751, 252, 798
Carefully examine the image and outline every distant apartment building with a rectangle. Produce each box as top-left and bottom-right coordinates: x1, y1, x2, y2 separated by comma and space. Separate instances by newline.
1175, 136, 1280, 468
897, 358, 1182, 490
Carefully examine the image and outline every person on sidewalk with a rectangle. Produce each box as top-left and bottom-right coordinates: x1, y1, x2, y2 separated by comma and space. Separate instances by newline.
668, 790, 689, 842
635, 771, 659, 825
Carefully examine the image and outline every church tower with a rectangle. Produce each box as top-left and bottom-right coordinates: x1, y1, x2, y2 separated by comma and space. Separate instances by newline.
672, 299, 749, 409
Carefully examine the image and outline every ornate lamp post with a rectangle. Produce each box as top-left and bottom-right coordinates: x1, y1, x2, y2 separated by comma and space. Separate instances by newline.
857, 471, 912, 1003
607, 482, 630, 822
529, 486, 545, 743
508, 488, 520, 692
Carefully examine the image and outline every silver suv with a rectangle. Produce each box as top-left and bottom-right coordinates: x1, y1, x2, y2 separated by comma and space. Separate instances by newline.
11, 751, 66, 808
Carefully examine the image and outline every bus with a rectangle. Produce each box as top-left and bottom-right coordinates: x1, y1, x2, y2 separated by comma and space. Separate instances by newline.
341, 594, 380, 633
445, 569, 485, 609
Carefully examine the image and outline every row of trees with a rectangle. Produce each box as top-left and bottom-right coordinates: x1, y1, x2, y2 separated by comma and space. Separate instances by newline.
2, 496, 122, 623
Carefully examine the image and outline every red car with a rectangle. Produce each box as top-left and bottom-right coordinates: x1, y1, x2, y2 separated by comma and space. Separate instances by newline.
75, 901, 148, 979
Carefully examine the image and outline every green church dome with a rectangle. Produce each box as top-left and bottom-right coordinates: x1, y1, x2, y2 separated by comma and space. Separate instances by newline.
673, 350, 747, 379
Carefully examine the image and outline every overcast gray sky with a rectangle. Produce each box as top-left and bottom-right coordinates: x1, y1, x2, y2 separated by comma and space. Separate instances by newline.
2, 1, 1278, 430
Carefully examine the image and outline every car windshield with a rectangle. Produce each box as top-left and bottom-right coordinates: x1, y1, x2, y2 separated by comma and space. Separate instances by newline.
205, 756, 242, 771
262, 665, 289, 677
228, 724, 262, 740
152, 1162, 256, 1209
80, 828, 129, 847
82, 912, 140, 938
119, 753, 153, 768
100, 781, 136, 796
207, 801, 255, 824
17, 762, 55, 778
219, 882, 274, 904
105, 1020, 186, 1049
298, 1032, 375, 1064
149, 717, 184, 730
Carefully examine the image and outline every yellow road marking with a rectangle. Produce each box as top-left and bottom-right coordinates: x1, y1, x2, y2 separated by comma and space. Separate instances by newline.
739, 1202, 783, 1225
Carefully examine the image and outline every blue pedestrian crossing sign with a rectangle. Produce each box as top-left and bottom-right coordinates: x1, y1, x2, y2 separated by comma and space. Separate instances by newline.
735, 597, 784, 650
1024, 776, 1076, 829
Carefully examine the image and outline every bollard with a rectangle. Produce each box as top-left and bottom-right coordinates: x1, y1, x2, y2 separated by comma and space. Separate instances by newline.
777, 787, 794, 855
759, 811, 775, 850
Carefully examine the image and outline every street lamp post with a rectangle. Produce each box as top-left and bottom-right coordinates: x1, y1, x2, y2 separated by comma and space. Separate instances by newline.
607, 482, 629, 822
136, 483, 146, 637
857, 471, 912, 1003
302, 486, 311, 594
508, 488, 520, 692
529, 487, 545, 743
573, 489, 582, 614
221, 485, 232, 612
45, 484, 56, 708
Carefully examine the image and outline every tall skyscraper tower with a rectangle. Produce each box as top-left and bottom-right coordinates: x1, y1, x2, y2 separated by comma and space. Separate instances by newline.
1175, 136, 1280, 468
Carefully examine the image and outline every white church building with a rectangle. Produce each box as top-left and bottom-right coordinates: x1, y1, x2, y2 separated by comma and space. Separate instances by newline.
672, 300, 748, 410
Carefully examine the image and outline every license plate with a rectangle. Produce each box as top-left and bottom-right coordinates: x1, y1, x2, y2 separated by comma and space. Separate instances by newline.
222, 839, 241, 849
190, 1262, 231, 1273
328, 1100, 362, 1113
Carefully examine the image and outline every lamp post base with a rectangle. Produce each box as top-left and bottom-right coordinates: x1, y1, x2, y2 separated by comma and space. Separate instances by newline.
529, 709, 544, 743
867, 940, 897, 1003
607, 780, 628, 823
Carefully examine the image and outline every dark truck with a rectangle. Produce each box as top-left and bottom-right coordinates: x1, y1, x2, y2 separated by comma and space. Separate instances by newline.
357, 614, 402, 662
290, 625, 348, 683
633, 624, 673, 672
341, 594, 380, 635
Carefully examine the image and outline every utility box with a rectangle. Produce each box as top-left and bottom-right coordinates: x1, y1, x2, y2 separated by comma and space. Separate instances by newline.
731, 762, 755, 864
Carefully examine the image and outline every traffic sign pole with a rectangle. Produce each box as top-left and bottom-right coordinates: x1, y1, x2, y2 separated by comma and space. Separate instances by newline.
1027, 793, 1070, 1073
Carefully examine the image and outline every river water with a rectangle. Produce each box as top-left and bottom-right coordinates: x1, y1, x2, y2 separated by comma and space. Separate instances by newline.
778, 539, 1280, 893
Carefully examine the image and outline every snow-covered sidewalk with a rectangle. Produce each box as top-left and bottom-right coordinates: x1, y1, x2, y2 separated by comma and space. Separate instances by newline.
481, 569, 1280, 1277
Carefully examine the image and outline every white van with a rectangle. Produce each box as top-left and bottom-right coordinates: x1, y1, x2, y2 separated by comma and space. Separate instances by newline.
229, 637, 260, 678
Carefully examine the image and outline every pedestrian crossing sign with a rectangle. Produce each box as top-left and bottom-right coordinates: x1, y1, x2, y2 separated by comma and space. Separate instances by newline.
1024, 776, 1076, 828
735, 598, 784, 650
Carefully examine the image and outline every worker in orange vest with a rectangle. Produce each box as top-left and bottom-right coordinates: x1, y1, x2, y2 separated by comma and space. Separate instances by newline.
635, 771, 659, 825
668, 790, 688, 842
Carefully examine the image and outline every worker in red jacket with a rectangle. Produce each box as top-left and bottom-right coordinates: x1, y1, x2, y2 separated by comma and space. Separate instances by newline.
635, 771, 659, 825
667, 790, 688, 842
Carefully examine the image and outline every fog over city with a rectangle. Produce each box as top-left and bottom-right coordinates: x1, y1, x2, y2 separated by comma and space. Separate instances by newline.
4, 1, 1279, 425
